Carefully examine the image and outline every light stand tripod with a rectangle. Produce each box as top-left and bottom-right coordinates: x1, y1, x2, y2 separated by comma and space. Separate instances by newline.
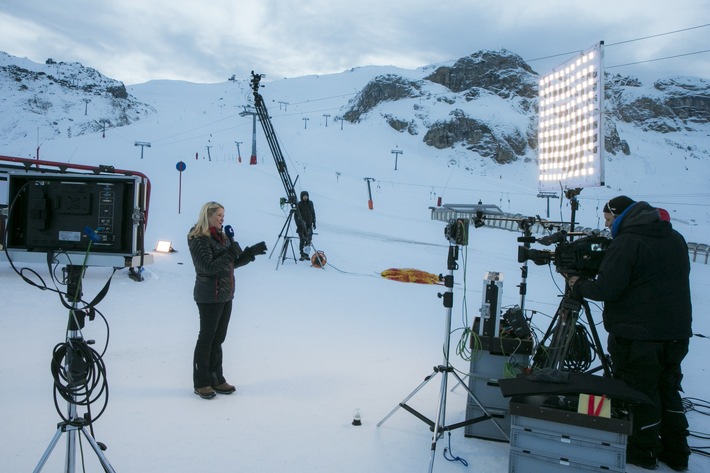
378, 244, 508, 473
34, 265, 116, 473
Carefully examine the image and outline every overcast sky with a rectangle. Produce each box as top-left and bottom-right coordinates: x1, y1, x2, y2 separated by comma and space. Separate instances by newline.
1, 0, 708, 85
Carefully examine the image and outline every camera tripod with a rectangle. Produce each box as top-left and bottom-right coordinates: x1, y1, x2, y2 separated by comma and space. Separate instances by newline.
378, 245, 508, 473
270, 208, 299, 269
34, 265, 116, 473
533, 285, 612, 377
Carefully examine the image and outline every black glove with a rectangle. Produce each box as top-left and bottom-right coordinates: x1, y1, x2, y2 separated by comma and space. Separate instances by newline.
227, 241, 240, 257
568, 277, 586, 299
250, 241, 267, 255
312, 223, 316, 230
224, 225, 235, 241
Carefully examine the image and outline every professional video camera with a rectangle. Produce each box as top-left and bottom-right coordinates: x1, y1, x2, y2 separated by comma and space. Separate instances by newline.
518, 231, 611, 277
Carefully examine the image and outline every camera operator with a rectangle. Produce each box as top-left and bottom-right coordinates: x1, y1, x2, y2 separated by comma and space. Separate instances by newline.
567, 196, 692, 471
296, 190, 316, 261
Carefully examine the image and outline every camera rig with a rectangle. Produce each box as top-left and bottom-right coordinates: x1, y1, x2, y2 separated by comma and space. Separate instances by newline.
518, 231, 611, 278
510, 216, 613, 376
248, 73, 307, 235
248, 72, 323, 267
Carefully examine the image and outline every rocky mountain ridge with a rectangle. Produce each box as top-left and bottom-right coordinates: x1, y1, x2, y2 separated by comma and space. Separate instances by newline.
0, 51, 154, 146
1, 50, 708, 165
343, 49, 710, 164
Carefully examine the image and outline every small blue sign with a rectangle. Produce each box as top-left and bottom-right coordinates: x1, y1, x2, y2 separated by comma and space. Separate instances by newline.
176, 161, 187, 172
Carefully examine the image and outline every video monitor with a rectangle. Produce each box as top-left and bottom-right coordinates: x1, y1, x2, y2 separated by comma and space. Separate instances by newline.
5, 172, 141, 256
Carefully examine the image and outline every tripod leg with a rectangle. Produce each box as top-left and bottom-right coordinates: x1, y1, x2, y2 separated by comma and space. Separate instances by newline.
582, 300, 614, 377
428, 367, 450, 473
80, 427, 116, 473
547, 312, 576, 370
377, 370, 438, 427
450, 370, 509, 440
276, 237, 292, 270
33, 427, 64, 472
288, 238, 298, 263
538, 295, 580, 370
280, 238, 289, 263
270, 210, 294, 260
449, 373, 469, 392
65, 427, 77, 472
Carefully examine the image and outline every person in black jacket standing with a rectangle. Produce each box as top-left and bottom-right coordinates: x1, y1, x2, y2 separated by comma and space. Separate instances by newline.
187, 202, 267, 399
569, 196, 692, 471
296, 190, 316, 261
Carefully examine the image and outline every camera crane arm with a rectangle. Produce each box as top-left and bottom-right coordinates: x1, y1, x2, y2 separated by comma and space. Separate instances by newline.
249, 72, 306, 235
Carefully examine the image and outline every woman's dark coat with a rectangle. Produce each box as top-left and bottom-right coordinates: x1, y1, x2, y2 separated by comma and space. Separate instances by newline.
188, 228, 253, 303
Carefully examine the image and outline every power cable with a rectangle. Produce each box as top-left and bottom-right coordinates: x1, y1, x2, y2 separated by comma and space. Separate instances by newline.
526, 50, 585, 63
526, 23, 710, 68
605, 24, 710, 47
608, 49, 710, 69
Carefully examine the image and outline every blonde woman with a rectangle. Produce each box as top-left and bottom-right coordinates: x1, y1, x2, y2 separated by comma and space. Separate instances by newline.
187, 202, 266, 399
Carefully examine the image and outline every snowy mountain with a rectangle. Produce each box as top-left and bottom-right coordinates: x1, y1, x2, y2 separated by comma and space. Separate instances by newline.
5, 49, 707, 240
3, 49, 709, 165
0, 51, 154, 146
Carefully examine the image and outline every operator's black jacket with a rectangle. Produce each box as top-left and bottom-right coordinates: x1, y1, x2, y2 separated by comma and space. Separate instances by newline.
188, 227, 254, 303
573, 201, 692, 341
296, 191, 316, 233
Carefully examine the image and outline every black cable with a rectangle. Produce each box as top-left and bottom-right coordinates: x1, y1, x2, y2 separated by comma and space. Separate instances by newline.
50, 336, 109, 426
3, 182, 55, 292
5, 189, 113, 428
684, 397, 710, 415
563, 324, 596, 372
681, 397, 710, 460
690, 448, 710, 459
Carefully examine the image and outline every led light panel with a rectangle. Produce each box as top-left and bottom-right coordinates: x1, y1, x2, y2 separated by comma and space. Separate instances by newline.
156, 240, 173, 253
538, 41, 605, 191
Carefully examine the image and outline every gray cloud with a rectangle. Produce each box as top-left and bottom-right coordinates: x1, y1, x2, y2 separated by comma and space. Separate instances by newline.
1, 0, 708, 84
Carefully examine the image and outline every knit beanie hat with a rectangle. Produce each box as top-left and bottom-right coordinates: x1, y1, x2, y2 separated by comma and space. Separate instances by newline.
603, 195, 635, 216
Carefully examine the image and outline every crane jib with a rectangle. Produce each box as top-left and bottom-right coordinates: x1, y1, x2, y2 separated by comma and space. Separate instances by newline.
249, 71, 306, 235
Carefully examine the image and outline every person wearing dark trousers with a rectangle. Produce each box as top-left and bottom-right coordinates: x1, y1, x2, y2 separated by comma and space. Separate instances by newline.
187, 201, 267, 399
568, 196, 692, 471
296, 190, 316, 261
